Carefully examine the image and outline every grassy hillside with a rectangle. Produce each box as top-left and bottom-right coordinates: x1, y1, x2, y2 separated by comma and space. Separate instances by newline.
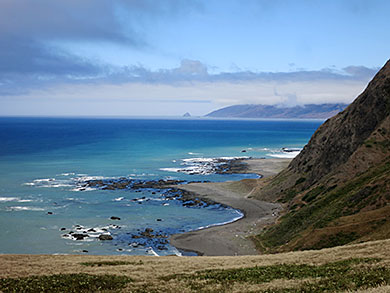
253, 156, 390, 252
251, 60, 390, 252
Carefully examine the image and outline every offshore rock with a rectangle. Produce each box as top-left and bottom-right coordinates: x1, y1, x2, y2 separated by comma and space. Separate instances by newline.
98, 234, 113, 241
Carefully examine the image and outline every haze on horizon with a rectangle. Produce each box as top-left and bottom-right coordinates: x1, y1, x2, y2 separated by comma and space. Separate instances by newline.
0, 0, 389, 117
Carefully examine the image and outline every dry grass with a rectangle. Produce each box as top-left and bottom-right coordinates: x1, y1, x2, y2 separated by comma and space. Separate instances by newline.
1, 239, 390, 292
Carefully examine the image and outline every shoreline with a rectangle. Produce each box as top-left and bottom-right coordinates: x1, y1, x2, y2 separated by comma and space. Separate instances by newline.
170, 158, 291, 256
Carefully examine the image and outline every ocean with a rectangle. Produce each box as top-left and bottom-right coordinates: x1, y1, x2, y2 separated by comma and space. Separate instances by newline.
0, 117, 322, 256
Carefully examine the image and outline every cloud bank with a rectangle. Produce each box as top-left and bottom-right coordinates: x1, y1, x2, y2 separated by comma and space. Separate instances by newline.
0, 0, 382, 116
0, 59, 378, 116
0, 0, 201, 94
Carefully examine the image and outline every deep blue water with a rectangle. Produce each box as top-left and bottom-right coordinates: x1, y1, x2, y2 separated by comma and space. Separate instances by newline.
0, 117, 322, 255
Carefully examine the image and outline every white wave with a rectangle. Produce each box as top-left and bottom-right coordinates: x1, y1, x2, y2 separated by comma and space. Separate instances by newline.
25, 174, 120, 192
0, 197, 19, 202
114, 197, 125, 201
282, 148, 301, 152
126, 173, 156, 177
24, 177, 73, 188
7, 206, 45, 211
61, 224, 120, 242
146, 247, 160, 257
132, 197, 166, 202
218, 156, 249, 160
49, 184, 73, 188
0, 197, 35, 203
161, 156, 249, 175
73, 175, 110, 182
258, 147, 271, 151
268, 151, 300, 159
34, 178, 55, 182
182, 156, 248, 163
0, 197, 33, 203
182, 157, 215, 163
71, 186, 96, 192
148, 198, 166, 202
159, 168, 181, 173
60, 173, 75, 176
195, 210, 244, 230
171, 247, 183, 256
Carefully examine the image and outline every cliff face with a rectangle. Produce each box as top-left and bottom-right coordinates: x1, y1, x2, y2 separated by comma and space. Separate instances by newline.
253, 60, 390, 252
289, 60, 390, 185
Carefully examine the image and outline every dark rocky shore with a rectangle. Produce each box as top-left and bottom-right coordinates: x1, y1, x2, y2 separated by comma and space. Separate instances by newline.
61, 179, 226, 253
214, 158, 251, 174
60, 158, 251, 253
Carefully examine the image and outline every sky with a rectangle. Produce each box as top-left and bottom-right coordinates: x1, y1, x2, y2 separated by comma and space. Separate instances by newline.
0, 0, 389, 117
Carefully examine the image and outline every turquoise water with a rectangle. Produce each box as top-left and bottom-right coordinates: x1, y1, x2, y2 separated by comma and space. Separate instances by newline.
0, 117, 322, 255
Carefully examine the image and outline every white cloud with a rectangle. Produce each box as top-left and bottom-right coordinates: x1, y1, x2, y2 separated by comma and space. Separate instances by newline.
0, 78, 369, 116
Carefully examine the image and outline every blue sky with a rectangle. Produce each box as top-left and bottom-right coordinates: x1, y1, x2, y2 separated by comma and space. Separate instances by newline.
0, 0, 389, 116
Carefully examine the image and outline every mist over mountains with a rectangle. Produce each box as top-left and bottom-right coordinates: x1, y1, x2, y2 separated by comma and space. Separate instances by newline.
206, 103, 348, 119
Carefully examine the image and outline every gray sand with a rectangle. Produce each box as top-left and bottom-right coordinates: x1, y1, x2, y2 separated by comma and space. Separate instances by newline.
170, 158, 291, 256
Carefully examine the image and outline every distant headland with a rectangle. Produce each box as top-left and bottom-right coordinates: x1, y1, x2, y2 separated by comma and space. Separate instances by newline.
206, 103, 348, 119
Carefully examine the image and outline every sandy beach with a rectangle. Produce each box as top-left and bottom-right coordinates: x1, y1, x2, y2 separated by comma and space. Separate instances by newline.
170, 158, 291, 256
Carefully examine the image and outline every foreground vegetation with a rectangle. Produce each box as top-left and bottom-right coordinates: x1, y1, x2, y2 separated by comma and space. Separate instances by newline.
0, 274, 132, 292
253, 156, 390, 252
2, 239, 390, 292
163, 258, 389, 292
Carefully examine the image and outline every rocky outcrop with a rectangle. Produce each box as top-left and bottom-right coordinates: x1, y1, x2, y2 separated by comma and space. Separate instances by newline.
98, 235, 113, 241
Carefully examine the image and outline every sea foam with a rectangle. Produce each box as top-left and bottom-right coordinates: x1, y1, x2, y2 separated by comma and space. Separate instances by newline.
0, 197, 34, 203
7, 206, 45, 211
160, 156, 249, 175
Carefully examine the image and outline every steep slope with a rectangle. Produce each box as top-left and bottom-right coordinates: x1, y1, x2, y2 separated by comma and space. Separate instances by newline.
252, 60, 390, 252
206, 104, 348, 119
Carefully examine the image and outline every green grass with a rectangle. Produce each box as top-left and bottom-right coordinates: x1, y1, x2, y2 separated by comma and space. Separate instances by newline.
294, 177, 306, 186
0, 273, 132, 293
265, 266, 390, 292
308, 232, 360, 250
185, 258, 376, 283
255, 159, 390, 250
162, 258, 388, 292
80, 260, 143, 267
302, 185, 325, 203
278, 189, 298, 203
365, 137, 390, 151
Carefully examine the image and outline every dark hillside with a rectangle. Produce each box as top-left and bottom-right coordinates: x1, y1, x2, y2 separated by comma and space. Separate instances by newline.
252, 60, 390, 252
290, 60, 390, 185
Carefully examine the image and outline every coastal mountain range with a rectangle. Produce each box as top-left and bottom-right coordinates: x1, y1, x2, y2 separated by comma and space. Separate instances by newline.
251, 60, 390, 252
206, 103, 348, 119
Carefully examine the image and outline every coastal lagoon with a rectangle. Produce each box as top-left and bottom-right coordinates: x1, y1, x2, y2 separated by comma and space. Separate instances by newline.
0, 118, 322, 255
